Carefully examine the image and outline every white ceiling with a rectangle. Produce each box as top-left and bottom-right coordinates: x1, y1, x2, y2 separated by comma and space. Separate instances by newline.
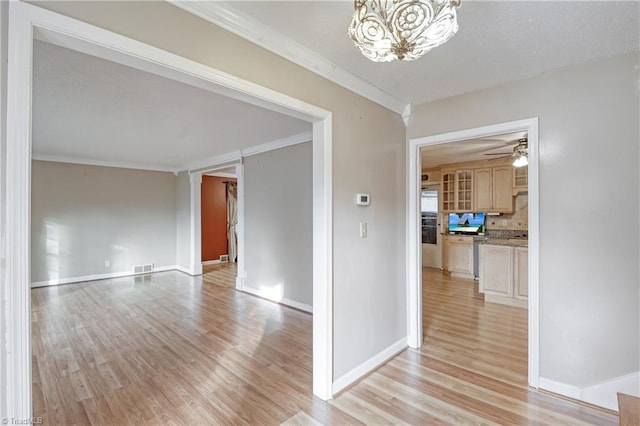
32, 40, 311, 171
221, 0, 640, 106
420, 131, 527, 169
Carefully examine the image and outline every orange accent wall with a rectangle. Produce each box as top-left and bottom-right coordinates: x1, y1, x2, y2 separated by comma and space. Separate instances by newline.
201, 176, 236, 262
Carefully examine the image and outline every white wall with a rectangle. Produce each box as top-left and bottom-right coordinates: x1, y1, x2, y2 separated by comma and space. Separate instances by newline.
176, 171, 191, 271
409, 53, 640, 390
31, 161, 178, 283
0, 0, 9, 418
243, 142, 313, 309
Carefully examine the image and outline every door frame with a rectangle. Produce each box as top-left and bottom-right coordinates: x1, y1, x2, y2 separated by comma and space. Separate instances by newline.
406, 117, 540, 388
4, 2, 334, 418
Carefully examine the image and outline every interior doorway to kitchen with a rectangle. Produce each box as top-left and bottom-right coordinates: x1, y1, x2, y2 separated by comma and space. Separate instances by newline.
407, 118, 540, 389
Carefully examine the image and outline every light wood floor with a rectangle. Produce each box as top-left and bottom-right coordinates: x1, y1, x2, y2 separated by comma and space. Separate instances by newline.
32, 265, 618, 425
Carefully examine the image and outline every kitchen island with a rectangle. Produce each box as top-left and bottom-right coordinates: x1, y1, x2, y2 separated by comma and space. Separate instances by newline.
478, 238, 528, 308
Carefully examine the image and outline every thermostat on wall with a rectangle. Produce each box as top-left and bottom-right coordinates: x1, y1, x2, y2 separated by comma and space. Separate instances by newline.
356, 193, 370, 206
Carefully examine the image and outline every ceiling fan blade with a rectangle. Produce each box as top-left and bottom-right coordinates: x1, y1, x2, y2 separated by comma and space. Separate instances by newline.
484, 152, 512, 156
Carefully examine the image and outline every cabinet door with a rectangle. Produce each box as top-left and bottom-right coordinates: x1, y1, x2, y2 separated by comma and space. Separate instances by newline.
442, 236, 449, 271
449, 240, 473, 277
514, 247, 528, 300
492, 166, 514, 213
513, 165, 528, 191
479, 245, 513, 297
456, 170, 473, 212
473, 168, 492, 212
441, 171, 455, 212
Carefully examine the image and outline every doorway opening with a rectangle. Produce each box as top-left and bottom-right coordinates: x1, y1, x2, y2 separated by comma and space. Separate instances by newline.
5, 2, 334, 418
407, 118, 540, 388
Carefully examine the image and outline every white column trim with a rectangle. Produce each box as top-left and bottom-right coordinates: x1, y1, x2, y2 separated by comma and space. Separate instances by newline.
5, 3, 32, 419
235, 163, 246, 291
407, 117, 540, 389
4, 1, 334, 408
190, 173, 203, 276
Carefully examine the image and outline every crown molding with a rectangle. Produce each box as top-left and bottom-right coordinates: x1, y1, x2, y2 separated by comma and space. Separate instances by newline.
242, 130, 312, 158
185, 150, 243, 174
32, 153, 178, 173
167, 1, 408, 116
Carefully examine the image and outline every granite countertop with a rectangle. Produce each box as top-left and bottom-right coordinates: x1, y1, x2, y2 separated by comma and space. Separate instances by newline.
475, 236, 528, 247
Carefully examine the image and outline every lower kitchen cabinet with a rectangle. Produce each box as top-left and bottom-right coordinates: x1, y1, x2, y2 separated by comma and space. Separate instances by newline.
479, 243, 528, 308
443, 235, 474, 279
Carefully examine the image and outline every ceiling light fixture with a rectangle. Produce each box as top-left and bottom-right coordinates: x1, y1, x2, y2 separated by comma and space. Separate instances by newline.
512, 139, 529, 168
348, 0, 461, 62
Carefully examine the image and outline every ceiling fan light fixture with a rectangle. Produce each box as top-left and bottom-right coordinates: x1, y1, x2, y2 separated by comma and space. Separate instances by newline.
511, 138, 529, 168
348, 0, 461, 62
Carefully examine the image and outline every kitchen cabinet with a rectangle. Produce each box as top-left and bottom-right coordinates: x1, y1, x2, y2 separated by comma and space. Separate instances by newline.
479, 243, 528, 308
441, 234, 449, 272
443, 235, 474, 279
441, 170, 455, 212
513, 165, 528, 194
456, 170, 473, 212
514, 247, 528, 299
473, 166, 513, 213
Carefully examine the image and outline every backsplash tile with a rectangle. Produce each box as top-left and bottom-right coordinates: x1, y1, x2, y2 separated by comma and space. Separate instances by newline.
486, 193, 528, 231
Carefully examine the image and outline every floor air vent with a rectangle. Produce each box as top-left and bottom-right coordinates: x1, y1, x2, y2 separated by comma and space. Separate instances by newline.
220, 255, 229, 263
133, 264, 154, 274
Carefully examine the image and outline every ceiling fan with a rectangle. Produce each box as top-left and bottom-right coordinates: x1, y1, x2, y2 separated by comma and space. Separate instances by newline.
484, 138, 529, 167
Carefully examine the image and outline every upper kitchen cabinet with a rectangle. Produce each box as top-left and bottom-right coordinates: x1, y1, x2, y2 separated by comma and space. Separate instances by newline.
441, 170, 456, 212
513, 165, 528, 194
456, 170, 473, 212
473, 166, 514, 213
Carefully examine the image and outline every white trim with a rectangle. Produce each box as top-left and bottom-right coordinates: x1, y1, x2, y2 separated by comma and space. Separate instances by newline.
186, 151, 242, 175
242, 130, 312, 158
242, 286, 312, 314
312, 116, 333, 400
407, 118, 540, 389
30, 265, 178, 288
5, 1, 334, 407
32, 153, 177, 173
332, 338, 407, 395
167, 1, 407, 116
539, 377, 582, 400
189, 173, 203, 276
235, 163, 246, 292
204, 172, 236, 179
201, 259, 222, 266
175, 265, 193, 275
581, 371, 640, 411
5, 3, 32, 419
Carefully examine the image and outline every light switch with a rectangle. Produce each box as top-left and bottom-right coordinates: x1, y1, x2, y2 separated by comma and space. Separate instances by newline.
360, 222, 367, 238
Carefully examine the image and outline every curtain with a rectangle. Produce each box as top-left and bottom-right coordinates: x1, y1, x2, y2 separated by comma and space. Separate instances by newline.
226, 181, 238, 263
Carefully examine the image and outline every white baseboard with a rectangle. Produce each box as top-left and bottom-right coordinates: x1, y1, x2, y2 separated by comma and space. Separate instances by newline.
242, 285, 312, 313
538, 377, 581, 400
201, 259, 221, 266
175, 266, 194, 275
540, 371, 640, 412
31, 265, 177, 288
581, 371, 640, 411
332, 337, 408, 395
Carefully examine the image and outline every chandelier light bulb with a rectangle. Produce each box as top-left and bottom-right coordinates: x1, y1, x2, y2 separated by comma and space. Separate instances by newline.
349, 0, 461, 62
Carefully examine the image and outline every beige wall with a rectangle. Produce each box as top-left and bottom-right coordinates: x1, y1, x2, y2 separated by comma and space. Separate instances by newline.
33, 1, 408, 379
0, 0, 8, 417
244, 142, 313, 308
409, 53, 640, 388
31, 161, 178, 283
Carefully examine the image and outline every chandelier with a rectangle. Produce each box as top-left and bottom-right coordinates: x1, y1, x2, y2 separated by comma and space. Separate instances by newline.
349, 0, 460, 62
